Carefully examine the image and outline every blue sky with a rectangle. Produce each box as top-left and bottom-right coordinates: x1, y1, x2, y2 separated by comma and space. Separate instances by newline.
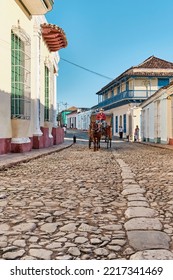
46, 0, 173, 110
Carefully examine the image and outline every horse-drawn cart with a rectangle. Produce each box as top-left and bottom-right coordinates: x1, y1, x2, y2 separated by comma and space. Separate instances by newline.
88, 113, 112, 151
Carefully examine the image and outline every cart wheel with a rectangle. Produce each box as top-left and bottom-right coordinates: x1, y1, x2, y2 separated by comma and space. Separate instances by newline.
89, 138, 92, 149
105, 136, 109, 149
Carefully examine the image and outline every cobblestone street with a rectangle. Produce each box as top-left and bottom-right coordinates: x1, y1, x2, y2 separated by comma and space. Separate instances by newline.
0, 138, 173, 260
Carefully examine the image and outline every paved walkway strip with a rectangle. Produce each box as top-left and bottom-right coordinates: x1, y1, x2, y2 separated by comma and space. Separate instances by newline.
115, 155, 173, 260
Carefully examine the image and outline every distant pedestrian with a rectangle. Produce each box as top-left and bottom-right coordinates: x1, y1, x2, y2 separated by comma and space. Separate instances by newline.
134, 125, 139, 141
63, 125, 66, 135
119, 126, 123, 139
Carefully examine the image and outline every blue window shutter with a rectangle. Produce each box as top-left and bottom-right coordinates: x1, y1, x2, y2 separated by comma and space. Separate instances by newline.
158, 78, 169, 87
115, 116, 118, 133
123, 114, 126, 133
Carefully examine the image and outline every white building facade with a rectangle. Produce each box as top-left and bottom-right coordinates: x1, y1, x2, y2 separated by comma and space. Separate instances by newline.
0, 0, 67, 154
94, 56, 173, 141
77, 109, 92, 130
141, 82, 173, 144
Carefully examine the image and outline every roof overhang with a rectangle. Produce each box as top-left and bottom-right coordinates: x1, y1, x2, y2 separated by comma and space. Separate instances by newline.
41, 23, 67, 52
17, 0, 54, 15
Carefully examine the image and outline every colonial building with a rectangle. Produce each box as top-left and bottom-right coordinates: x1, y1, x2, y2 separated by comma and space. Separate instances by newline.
0, 0, 67, 154
66, 107, 90, 129
76, 108, 92, 130
141, 81, 173, 144
95, 56, 173, 140
66, 108, 78, 129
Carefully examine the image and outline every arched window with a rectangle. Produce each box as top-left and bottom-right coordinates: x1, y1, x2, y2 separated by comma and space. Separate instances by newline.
11, 26, 31, 119
44, 65, 50, 121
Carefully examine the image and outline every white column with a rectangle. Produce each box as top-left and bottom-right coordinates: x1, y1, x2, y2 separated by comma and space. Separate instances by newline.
53, 73, 58, 127
33, 23, 42, 136
167, 97, 171, 141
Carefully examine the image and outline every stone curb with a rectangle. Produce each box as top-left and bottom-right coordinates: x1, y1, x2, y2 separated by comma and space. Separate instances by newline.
132, 141, 173, 151
0, 143, 73, 171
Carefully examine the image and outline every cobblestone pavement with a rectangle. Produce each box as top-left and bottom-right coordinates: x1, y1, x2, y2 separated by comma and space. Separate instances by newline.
0, 139, 173, 260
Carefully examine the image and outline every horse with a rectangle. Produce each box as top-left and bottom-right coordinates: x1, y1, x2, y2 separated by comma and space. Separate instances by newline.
89, 122, 101, 151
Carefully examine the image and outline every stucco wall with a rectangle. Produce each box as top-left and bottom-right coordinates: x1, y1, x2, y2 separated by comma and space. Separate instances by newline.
0, 0, 35, 138
0, 0, 60, 152
77, 110, 92, 130
133, 78, 158, 91
0, 90, 11, 137
149, 103, 155, 141
108, 104, 141, 139
141, 93, 171, 144
160, 99, 168, 143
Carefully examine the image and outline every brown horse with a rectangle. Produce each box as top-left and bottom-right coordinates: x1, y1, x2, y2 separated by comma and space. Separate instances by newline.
89, 122, 101, 151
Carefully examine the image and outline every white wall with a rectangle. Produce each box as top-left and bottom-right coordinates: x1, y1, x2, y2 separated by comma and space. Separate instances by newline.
0, 0, 35, 138
0, 0, 58, 139
77, 110, 92, 130
160, 98, 168, 143
108, 104, 141, 139
141, 88, 173, 144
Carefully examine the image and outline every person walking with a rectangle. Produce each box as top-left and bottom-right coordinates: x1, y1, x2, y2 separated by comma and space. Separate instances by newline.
119, 126, 123, 139
134, 125, 139, 141
63, 125, 67, 135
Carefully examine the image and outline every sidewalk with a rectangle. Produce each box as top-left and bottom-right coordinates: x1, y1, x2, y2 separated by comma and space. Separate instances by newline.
114, 136, 173, 151
136, 140, 173, 151
0, 142, 73, 170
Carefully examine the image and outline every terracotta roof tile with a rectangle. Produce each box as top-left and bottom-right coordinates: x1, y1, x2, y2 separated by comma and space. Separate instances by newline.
137, 56, 173, 69
41, 23, 67, 52
97, 56, 173, 94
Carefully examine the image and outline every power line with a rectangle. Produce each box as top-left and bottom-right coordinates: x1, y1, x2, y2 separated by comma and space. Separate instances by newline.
0, 37, 113, 80
60, 57, 113, 80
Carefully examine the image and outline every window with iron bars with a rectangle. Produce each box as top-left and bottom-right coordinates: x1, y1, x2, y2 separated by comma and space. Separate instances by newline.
11, 31, 31, 119
44, 66, 50, 121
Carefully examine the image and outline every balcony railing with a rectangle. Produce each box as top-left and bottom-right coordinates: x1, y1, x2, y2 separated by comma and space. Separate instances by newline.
98, 90, 156, 107
18, 0, 54, 15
